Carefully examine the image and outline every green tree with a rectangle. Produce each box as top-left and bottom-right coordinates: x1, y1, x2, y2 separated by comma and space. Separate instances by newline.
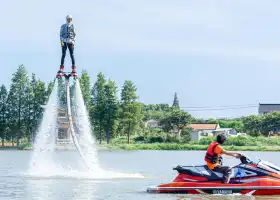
91, 72, 106, 144
6, 84, 18, 145
35, 80, 47, 114
227, 120, 244, 132
172, 92, 179, 107
31, 75, 47, 142
142, 104, 169, 121
30, 74, 38, 142
192, 117, 207, 124
8, 65, 29, 145
160, 107, 192, 137
46, 80, 55, 98
261, 112, 280, 135
79, 70, 92, 109
207, 118, 244, 132
181, 127, 193, 143
159, 104, 170, 111
103, 80, 119, 144
120, 80, 143, 144
242, 115, 263, 136
144, 110, 164, 121
0, 85, 8, 146
23, 82, 34, 142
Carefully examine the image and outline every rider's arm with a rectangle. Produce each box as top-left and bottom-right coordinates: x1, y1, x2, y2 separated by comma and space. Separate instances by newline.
60, 25, 63, 42
222, 149, 241, 158
73, 24, 76, 38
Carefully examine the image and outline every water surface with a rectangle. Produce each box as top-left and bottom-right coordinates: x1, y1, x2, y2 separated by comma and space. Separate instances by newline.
1, 150, 279, 200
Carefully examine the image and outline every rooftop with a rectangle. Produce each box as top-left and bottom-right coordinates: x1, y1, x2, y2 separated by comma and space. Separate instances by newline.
187, 124, 219, 130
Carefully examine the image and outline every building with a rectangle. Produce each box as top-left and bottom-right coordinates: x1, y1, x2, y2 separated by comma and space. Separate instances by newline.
188, 124, 244, 141
269, 127, 280, 136
188, 124, 220, 131
188, 124, 220, 141
145, 120, 161, 128
259, 104, 280, 116
212, 128, 237, 137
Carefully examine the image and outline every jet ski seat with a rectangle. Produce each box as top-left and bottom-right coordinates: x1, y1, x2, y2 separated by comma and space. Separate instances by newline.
173, 165, 223, 181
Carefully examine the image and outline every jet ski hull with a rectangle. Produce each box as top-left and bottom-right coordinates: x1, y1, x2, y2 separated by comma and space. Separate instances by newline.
147, 180, 280, 195
147, 159, 280, 195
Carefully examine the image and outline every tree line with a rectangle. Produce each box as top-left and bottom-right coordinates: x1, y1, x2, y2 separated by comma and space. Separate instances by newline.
0, 65, 53, 146
0, 65, 280, 146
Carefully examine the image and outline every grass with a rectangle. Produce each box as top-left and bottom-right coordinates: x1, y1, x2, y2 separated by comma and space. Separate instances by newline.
17, 143, 32, 150
14, 135, 280, 151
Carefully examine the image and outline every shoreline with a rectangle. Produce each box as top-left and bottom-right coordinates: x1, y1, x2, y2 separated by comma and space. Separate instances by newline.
101, 144, 280, 151
2, 143, 280, 151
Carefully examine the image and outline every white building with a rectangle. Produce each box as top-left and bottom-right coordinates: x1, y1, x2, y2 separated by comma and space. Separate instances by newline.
188, 124, 219, 141
189, 124, 244, 141
213, 128, 237, 137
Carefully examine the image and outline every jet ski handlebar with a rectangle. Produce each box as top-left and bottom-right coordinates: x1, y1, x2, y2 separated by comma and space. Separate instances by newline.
173, 156, 253, 170
240, 155, 252, 165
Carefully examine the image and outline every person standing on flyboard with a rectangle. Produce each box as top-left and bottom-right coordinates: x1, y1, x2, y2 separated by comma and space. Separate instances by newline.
57, 14, 77, 77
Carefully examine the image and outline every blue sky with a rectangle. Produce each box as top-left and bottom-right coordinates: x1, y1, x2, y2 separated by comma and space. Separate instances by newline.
1, 0, 280, 118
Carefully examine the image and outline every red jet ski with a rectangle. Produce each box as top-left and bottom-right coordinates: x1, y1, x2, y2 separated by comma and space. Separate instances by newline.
147, 156, 280, 195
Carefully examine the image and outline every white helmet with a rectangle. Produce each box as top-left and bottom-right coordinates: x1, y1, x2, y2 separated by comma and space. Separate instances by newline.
66, 15, 72, 20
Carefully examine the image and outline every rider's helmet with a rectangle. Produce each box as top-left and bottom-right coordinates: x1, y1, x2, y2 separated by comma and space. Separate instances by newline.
217, 134, 227, 145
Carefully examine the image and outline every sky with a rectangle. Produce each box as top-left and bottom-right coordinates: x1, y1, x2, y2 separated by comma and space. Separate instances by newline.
1, 0, 280, 118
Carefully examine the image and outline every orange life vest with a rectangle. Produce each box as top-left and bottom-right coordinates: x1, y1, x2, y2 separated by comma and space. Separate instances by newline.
204, 142, 222, 164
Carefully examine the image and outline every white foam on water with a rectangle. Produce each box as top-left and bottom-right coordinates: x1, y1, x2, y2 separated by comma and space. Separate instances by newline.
26, 163, 144, 180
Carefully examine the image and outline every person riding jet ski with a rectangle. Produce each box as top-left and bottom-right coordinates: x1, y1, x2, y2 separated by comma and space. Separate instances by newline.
205, 134, 243, 184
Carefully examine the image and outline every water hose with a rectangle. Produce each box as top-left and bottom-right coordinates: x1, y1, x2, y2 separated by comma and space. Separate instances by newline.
65, 77, 91, 170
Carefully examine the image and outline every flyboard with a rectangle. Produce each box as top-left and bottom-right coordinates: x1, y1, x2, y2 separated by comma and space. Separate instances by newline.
57, 71, 91, 170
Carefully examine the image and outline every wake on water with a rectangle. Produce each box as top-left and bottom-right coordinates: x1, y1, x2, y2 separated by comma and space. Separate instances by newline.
26, 167, 143, 180
28, 78, 143, 180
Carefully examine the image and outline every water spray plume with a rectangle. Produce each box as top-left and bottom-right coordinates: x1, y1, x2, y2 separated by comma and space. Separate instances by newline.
72, 79, 99, 170
29, 80, 58, 173
28, 75, 143, 180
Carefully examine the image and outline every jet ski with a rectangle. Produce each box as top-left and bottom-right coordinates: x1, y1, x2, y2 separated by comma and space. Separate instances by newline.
147, 156, 280, 195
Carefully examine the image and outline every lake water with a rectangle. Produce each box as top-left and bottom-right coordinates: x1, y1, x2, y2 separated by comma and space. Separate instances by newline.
1, 150, 280, 200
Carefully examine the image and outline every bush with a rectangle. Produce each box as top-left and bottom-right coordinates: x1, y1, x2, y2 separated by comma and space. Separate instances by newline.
181, 128, 192, 143
165, 134, 181, 143
266, 136, 280, 145
188, 140, 199, 145
17, 143, 32, 150
134, 135, 147, 143
225, 136, 248, 146
111, 136, 130, 144
221, 135, 280, 146
199, 136, 213, 145
110, 134, 280, 147
147, 135, 165, 143
181, 135, 191, 143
